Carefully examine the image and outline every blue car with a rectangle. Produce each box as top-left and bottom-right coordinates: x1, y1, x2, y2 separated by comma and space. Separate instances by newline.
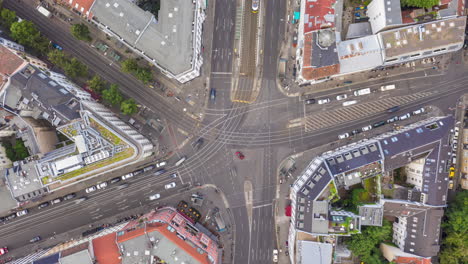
51, 43, 63, 51
210, 88, 216, 101
355, 12, 361, 17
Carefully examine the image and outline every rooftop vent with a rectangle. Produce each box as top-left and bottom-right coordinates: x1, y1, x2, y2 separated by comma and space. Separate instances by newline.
113, 3, 119, 8
105, 3, 110, 7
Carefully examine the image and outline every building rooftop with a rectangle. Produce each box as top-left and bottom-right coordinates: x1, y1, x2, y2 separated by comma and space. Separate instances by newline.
383, 200, 443, 257
4, 160, 48, 202
296, 241, 333, 264
302, 31, 340, 80
90, 0, 194, 75
66, 0, 96, 16
92, 233, 121, 264
60, 249, 93, 264
367, 0, 402, 34
346, 22, 372, 39
0, 45, 27, 91
324, 142, 382, 176
380, 16, 466, 59
311, 201, 329, 234
302, 0, 336, 33
359, 204, 383, 226
338, 34, 383, 74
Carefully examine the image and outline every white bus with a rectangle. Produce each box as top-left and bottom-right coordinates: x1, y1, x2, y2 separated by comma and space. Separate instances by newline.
36, 6, 52, 18
380, 84, 396, 91
175, 156, 186, 166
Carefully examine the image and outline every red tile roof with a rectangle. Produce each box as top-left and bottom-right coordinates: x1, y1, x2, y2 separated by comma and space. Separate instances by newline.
401, 10, 415, 24
303, 0, 336, 33
302, 64, 340, 81
61, 0, 96, 18
0, 46, 25, 77
92, 233, 121, 264
394, 256, 431, 264
457, 0, 464, 16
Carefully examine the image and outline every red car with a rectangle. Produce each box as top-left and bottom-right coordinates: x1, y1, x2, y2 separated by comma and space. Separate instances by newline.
0, 247, 8, 256
235, 151, 245, 160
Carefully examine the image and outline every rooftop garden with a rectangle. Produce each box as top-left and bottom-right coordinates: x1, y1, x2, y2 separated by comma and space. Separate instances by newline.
43, 147, 134, 184
89, 118, 124, 146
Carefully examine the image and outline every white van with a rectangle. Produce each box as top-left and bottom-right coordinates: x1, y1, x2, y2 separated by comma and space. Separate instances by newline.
380, 84, 396, 91
342, 100, 357, 106
354, 88, 371, 96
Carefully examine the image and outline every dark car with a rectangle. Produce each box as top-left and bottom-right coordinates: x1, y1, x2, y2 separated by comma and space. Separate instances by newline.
63, 193, 76, 201
30, 236, 41, 243
305, 99, 316, 104
5, 214, 16, 221
110, 177, 121, 184
192, 138, 204, 150
210, 88, 216, 100
373, 121, 386, 128
387, 106, 400, 113
154, 169, 166, 176
351, 129, 360, 135
38, 202, 50, 209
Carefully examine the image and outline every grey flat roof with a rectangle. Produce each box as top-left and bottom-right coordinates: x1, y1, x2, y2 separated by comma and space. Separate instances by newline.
338, 34, 383, 74
359, 204, 383, 226
311, 201, 329, 234
311, 31, 339, 68
297, 241, 333, 264
439, 0, 458, 18
380, 16, 466, 59
383, 0, 402, 26
60, 250, 93, 264
346, 22, 372, 39
91, 0, 194, 75
4, 161, 47, 201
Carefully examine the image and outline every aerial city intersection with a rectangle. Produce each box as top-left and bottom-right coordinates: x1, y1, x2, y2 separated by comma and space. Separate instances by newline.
0, 0, 467, 263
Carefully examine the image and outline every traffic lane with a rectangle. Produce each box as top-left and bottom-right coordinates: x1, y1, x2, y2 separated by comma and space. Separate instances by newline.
249, 205, 274, 264
3, 0, 197, 131
262, 0, 286, 79
0, 173, 186, 250
211, 0, 235, 73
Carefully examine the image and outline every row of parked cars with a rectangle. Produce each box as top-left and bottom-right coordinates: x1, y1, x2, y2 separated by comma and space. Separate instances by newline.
305, 88, 372, 106
338, 107, 425, 139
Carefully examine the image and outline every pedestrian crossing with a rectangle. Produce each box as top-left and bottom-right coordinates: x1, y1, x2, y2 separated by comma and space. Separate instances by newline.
7, 249, 47, 264
299, 92, 434, 132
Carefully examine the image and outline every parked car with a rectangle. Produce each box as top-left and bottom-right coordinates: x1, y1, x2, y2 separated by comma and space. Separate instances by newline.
63, 193, 76, 200
448, 180, 454, 189
399, 113, 411, 120
121, 173, 134, 180
149, 193, 161, 200
38, 202, 50, 209
338, 133, 350, 139
342, 100, 357, 106
354, 88, 371, 96
192, 138, 204, 150
165, 182, 176, 190
96, 182, 108, 189
305, 98, 316, 104
154, 169, 166, 176
351, 129, 360, 135
362, 125, 372, 131
373, 121, 386, 128
336, 94, 347, 100
318, 98, 330, 104
235, 151, 245, 160
16, 209, 28, 217
110, 177, 121, 184
0, 247, 8, 256
387, 106, 400, 113
51, 198, 62, 205
386, 116, 398, 123
85, 186, 97, 193
412, 107, 425, 115
273, 249, 279, 263
156, 161, 167, 168
30, 236, 41, 243
5, 214, 16, 221
169, 173, 178, 179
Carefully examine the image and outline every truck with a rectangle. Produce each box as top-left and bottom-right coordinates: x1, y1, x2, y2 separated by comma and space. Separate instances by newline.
37, 6, 52, 18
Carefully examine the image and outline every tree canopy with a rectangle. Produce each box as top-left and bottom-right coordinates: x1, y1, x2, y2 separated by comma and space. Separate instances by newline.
121, 59, 153, 84
346, 219, 392, 263
3, 139, 29, 161
47, 49, 67, 68
64, 57, 88, 78
70, 23, 92, 42
102, 84, 124, 106
0, 8, 17, 28
120, 98, 138, 115
439, 191, 468, 264
10, 20, 41, 47
400, 0, 439, 8
87, 75, 107, 93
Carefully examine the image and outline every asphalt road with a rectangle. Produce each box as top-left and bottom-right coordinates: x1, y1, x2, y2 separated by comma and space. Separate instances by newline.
1, 0, 468, 263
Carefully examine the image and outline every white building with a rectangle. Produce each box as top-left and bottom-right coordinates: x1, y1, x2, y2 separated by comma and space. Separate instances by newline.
405, 158, 425, 189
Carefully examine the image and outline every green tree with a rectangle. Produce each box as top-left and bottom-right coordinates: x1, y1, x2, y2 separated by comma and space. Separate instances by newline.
439, 191, 468, 264
64, 58, 88, 78
400, 0, 439, 8
47, 49, 67, 68
13, 139, 29, 160
102, 84, 123, 106
121, 59, 138, 73
346, 220, 392, 262
135, 67, 153, 83
0, 8, 17, 28
87, 75, 106, 93
10, 20, 41, 48
120, 98, 138, 115
70, 23, 92, 42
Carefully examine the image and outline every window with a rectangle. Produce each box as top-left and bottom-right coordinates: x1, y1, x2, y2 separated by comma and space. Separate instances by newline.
412, 229, 416, 233
409, 249, 414, 252
410, 242, 415, 246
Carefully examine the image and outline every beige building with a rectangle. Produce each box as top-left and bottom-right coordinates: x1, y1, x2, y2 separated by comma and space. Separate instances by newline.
461, 128, 468, 190
405, 158, 425, 189
0, 145, 12, 169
